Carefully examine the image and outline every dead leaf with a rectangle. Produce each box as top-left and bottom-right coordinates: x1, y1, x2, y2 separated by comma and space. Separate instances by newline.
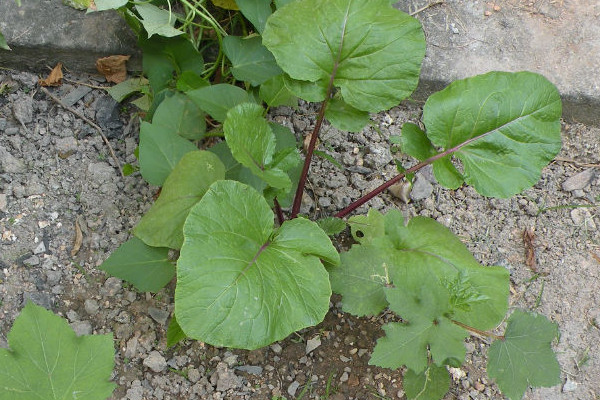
96, 55, 130, 83
591, 252, 600, 264
71, 218, 83, 257
38, 63, 63, 87
303, 133, 319, 153
522, 227, 537, 272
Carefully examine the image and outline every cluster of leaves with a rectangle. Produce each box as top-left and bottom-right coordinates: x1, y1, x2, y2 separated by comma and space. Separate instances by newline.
4, 0, 561, 398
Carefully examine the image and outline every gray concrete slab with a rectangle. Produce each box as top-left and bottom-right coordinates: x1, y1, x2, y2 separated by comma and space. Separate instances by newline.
1, 0, 599, 125
397, 0, 600, 125
0, 0, 140, 73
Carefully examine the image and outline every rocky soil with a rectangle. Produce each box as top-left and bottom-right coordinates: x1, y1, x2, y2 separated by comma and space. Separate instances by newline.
0, 68, 598, 400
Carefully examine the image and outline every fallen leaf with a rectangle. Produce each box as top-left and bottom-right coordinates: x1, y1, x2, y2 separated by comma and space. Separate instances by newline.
96, 55, 130, 83
522, 227, 537, 272
591, 252, 600, 264
38, 63, 63, 87
71, 218, 83, 256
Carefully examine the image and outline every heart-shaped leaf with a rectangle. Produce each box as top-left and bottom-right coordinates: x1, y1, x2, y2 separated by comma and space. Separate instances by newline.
223, 36, 282, 86
263, 0, 425, 112
135, 151, 225, 249
175, 180, 339, 349
423, 71, 562, 197
153, 92, 207, 140
187, 84, 250, 122
0, 302, 115, 400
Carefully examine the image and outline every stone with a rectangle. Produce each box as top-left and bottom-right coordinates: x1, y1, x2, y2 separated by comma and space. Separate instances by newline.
0, 193, 7, 212
143, 351, 167, 372
23, 255, 40, 267
70, 320, 92, 336
12, 95, 33, 125
87, 162, 116, 185
213, 362, 242, 391
84, 299, 100, 315
33, 241, 46, 254
61, 86, 93, 107
22, 292, 53, 309
410, 174, 434, 201
270, 343, 282, 354
235, 365, 263, 376
188, 368, 202, 383
55, 137, 78, 158
305, 336, 321, 354
287, 381, 300, 397
102, 276, 123, 296
126, 380, 144, 400
571, 208, 597, 230
124, 336, 139, 359
148, 307, 169, 325
45, 270, 62, 286
563, 377, 578, 392
0, 146, 26, 173
562, 168, 595, 191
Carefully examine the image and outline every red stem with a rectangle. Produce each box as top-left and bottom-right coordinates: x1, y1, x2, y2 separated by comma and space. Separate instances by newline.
335, 131, 494, 218
451, 319, 504, 341
274, 197, 284, 225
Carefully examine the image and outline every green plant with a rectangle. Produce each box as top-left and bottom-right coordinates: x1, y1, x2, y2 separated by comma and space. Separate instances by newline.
92, 0, 562, 398
0, 302, 115, 399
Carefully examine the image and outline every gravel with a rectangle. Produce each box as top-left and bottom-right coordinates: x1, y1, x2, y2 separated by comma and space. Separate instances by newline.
1, 68, 599, 400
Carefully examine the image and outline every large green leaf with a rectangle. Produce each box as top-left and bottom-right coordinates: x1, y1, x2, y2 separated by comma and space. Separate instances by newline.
187, 84, 250, 122
403, 364, 450, 400
263, 0, 425, 112
224, 103, 299, 190
153, 92, 206, 140
223, 36, 282, 86
325, 96, 370, 132
138, 121, 197, 186
100, 237, 174, 292
0, 302, 115, 400
335, 210, 509, 331
370, 266, 468, 372
236, 0, 272, 33
175, 180, 339, 349
136, 3, 184, 38
135, 151, 225, 249
423, 71, 562, 197
488, 310, 560, 399
259, 74, 298, 107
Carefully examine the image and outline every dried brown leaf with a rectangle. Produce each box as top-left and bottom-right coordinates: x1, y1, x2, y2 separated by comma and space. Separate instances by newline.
71, 219, 83, 257
38, 63, 63, 87
96, 55, 130, 84
522, 227, 537, 272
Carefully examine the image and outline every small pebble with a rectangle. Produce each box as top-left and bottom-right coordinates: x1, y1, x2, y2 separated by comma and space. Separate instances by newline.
562, 168, 595, 191
305, 336, 321, 354
143, 351, 167, 372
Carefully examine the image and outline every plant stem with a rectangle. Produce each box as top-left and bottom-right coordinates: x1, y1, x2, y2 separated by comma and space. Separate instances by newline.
273, 198, 285, 225
451, 319, 504, 341
335, 129, 495, 218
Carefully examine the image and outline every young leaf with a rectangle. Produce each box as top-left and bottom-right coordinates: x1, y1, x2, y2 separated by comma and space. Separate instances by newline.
100, 237, 175, 292
106, 77, 149, 102
316, 217, 346, 236
167, 316, 187, 348
138, 121, 197, 186
400, 122, 436, 161
325, 96, 371, 132
134, 151, 226, 249
187, 84, 250, 122
403, 363, 450, 400
209, 141, 267, 192
135, 3, 184, 38
223, 36, 282, 86
0, 302, 116, 400
260, 74, 298, 107
423, 71, 562, 197
488, 310, 561, 399
0, 32, 11, 51
263, 0, 425, 112
153, 92, 207, 140
175, 180, 339, 349
235, 0, 272, 34
370, 266, 468, 372
224, 102, 297, 190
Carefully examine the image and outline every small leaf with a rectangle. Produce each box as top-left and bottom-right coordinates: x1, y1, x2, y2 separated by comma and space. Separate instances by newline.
138, 121, 197, 186
325, 96, 370, 132
136, 3, 184, 38
223, 36, 282, 85
0, 32, 10, 51
187, 84, 250, 122
263, 0, 425, 112
0, 302, 116, 400
488, 310, 560, 400
423, 71, 562, 197
167, 316, 187, 348
316, 217, 346, 236
153, 92, 206, 140
176, 180, 339, 349
38, 63, 63, 87
106, 77, 149, 102
259, 74, 298, 107
134, 151, 225, 249
100, 237, 175, 292
403, 364, 450, 400
92, 0, 128, 11
224, 102, 294, 189
401, 122, 436, 160
236, 0, 272, 33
